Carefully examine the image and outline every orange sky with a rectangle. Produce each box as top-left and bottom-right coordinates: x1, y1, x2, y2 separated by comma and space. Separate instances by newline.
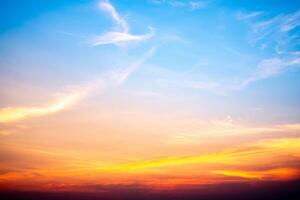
0, 0, 300, 194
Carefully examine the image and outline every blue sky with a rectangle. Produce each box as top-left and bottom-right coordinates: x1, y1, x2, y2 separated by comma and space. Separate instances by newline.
0, 0, 300, 125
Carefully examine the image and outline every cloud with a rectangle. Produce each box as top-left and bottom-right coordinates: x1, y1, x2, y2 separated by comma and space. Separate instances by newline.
212, 168, 300, 180
236, 11, 263, 21
92, 28, 154, 46
235, 57, 300, 90
98, 137, 300, 176
158, 56, 300, 93
0, 87, 91, 123
156, 10, 299, 94
99, 0, 129, 32
0, 48, 155, 124
150, 0, 207, 10
111, 46, 156, 84
280, 11, 300, 32
168, 120, 300, 145
0, 136, 299, 189
248, 10, 300, 54
92, 0, 154, 46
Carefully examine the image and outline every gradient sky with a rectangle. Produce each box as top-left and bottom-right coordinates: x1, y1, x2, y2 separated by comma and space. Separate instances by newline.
0, 0, 300, 192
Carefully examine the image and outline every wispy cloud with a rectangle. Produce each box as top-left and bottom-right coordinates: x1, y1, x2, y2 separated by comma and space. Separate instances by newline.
0, 87, 94, 124
248, 10, 300, 54
99, 0, 129, 32
150, 0, 207, 10
234, 57, 300, 90
169, 119, 300, 145
111, 46, 156, 84
0, 48, 155, 124
236, 11, 263, 21
156, 10, 300, 94
280, 10, 300, 32
92, 0, 154, 46
92, 29, 154, 46
158, 56, 300, 93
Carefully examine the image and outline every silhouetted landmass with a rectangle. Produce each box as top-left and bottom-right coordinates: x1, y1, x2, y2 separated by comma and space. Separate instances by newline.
1, 179, 300, 200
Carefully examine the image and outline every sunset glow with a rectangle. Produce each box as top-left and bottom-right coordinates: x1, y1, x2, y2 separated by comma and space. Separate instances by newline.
0, 0, 300, 199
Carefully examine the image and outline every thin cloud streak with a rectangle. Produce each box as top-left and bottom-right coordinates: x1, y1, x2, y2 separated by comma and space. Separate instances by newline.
112, 46, 156, 84
158, 56, 300, 93
212, 168, 300, 180
151, 0, 207, 10
249, 10, 300, 52
0, 48, 155, 124
168, 121, 300, 145
92, 29, 154, 46
280, 10, 300, 32
99, 0, 129, 32
92, 0, 154, 46
236, 11, 263, 21
234, 57, 300, 90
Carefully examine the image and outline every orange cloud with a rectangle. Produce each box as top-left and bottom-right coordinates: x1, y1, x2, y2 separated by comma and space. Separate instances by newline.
0, 137, 299, 191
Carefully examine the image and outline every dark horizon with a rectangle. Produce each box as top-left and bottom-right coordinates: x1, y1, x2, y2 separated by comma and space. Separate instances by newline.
1, 179, 300, 200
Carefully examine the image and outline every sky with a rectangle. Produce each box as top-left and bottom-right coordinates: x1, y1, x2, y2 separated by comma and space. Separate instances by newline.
0, 0, 300, 193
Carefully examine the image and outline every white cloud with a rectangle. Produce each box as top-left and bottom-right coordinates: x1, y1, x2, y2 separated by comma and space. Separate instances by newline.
92, 28, 154, 46
236, 11, 263, 21
99, 0, 129, 32
93, 0, 154, 46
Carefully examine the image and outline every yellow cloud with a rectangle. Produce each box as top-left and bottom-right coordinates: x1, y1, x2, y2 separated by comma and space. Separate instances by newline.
103, 153, 233, 172
212, 168, 300, 180
0, 88, 88, 123
98, 138, 300, 174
